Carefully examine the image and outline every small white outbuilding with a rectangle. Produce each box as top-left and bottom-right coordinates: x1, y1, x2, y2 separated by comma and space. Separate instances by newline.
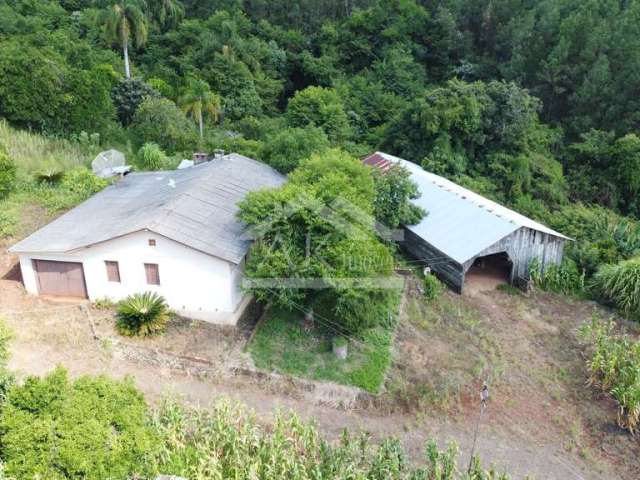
9, 153, 285, 324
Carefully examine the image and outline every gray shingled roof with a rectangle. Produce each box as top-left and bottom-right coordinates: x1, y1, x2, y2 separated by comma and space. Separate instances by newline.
9, 153, 286, 264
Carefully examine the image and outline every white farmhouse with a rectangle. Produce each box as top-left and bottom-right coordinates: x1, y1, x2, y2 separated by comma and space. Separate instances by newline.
9, 153, 285, 324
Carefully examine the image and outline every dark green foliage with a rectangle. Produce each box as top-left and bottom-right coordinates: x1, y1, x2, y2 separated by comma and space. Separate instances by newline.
286, 86, 351, 142
239, 149, 398, 334
260, 126, 329, 173
0, 0, 638, 226
0, 318, 14, 402
131, 97, 197, 153
372, 165, 425, 229
337, 75, 406, 145
594, 258, 640, 322
0, 367, 159, 479
0, 145, 16, 200
117, 292, 170, 336
383, 79, 567, 207
2, 0, 640, 321
66, 65, 119, 135
206, 51, 264, 121
111, 78, 159, 126
0, 42, 68, 132
568, 130, 640, 218
0, 42, 117, 135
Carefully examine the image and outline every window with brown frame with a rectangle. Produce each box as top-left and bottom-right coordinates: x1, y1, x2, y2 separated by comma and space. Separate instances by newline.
144, 263, 160, 285
105, 261, 121, 283
148, 239, 156, 246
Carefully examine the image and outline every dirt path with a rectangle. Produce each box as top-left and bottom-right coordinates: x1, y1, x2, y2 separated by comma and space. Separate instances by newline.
0, 248, 635, 479
5, 325, 608, 480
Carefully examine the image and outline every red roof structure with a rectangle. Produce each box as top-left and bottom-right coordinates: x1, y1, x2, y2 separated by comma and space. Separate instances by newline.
362, 152, 394, 173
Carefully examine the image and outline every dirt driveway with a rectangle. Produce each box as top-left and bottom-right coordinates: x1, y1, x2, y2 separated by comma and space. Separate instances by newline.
0, 247, 636, 480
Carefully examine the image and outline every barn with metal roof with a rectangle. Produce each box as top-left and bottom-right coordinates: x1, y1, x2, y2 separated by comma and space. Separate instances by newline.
364, 152, 570, 292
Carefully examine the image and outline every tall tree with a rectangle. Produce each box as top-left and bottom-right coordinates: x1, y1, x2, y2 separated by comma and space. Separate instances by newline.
146, 0, 184, 30
99, 0, 148, 79
179, 78, 221, 140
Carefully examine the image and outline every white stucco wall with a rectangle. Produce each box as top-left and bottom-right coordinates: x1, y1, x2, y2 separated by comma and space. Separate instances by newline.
17, 230, 247, 324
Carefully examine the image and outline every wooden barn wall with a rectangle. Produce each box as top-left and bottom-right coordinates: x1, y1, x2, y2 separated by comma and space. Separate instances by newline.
402, 228, 465, 293
462, 227, 565, 287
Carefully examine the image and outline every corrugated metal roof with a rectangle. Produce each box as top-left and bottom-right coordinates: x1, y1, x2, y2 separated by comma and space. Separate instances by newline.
365, 152, 569, 265
363, 152, 394, 172
9, 153, 286, 264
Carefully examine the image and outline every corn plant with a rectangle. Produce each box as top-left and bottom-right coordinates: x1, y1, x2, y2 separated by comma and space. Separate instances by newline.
593, 257, 640, 322
529, 257, 585, 295
117, 291, 169, 336
152, 398, 516, 479
580, 318, 640, 433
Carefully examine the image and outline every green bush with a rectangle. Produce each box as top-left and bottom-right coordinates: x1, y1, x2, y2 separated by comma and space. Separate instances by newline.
260, 126, 330, 173
580, 319, 640, 434
111, 77, 160, 126
117, 292, 170, 336
593, 258, 640, 321
131, 97, 197, 154
529, 257, 586, 295
0, 367, 159, 479
59, 167, 109, 199
0, 145, 16, 199
137, 142, 168, 171
286, 86, 351, 142
423, 273, 444, 302
0, 318, 14, 401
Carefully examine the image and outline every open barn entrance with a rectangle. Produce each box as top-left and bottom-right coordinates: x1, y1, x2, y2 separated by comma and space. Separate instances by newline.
465, 252, 513, 294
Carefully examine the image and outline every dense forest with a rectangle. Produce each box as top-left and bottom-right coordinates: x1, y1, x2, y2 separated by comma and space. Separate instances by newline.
1, 0, 639, 215
1, 3, 640, 477
1, 0, 640, 313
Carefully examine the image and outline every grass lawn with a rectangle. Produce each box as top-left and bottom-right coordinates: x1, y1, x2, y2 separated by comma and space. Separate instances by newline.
248, 306, 397, 393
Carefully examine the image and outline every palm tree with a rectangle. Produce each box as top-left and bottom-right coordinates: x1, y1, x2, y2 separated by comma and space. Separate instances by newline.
146, 0, 184, 30
180, 78, 222, 140
99, 0, 148, 79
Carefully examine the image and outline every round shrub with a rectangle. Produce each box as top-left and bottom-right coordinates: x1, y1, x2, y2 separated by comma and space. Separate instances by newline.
260, 126, 329, 173
594, 258, 640, 321
0, 367, 158, 479
0, 145, 16, 199
117, 292, 170, 336
131, 97, 197, 154
286, 86, 351, 142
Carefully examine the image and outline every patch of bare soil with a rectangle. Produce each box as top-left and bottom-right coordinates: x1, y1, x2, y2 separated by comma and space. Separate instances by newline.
1, 246, 637, 479
91, 310, 253, 369
388, 277, 640, 479
465, 261, 511, 294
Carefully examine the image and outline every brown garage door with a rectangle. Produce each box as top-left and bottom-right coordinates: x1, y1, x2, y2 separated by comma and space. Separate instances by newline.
33, 260, 88, 299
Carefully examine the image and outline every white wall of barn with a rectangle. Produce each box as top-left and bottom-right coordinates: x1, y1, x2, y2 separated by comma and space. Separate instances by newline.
17, 230, 247, 324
